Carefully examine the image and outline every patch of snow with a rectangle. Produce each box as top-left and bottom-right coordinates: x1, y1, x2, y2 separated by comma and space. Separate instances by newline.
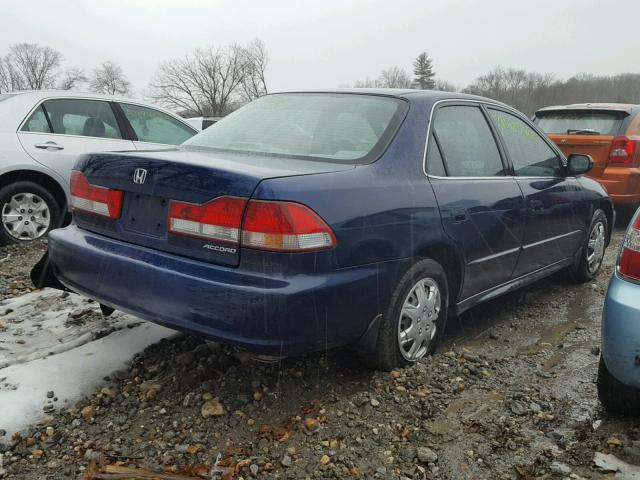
0, 289, 176, 440
594, 452, 640, 478
0, 321, 174, 440
0, 289, 142, 368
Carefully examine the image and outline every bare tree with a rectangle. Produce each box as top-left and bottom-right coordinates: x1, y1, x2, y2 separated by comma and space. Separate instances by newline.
149, 42, 263, 116
58, 67, 87, 90
462, 66, 640, 115
90, 61, 131, 96
4, 43, 62, 90
433, 78, 457, 92
0, 59, 15, 93
353, 77, 379, 88
240, 39, 268, 101
378, 66, 412, 88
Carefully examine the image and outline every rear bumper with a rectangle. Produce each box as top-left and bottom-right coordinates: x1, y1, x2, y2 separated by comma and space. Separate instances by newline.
601, 273, 640, 388
48, 225, 404, 355
596, 167, 640, 205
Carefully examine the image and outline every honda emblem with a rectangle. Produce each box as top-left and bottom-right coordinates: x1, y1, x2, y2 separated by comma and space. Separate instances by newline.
133, 168, 147, 184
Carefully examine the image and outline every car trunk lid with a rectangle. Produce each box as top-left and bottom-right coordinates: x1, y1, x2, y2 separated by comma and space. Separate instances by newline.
72, 148, 353, 267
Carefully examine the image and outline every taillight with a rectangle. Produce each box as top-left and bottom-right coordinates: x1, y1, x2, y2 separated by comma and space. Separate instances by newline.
168, 196, 247, 243
167, 197, 336, 252
242, 200, 336, 252
608, 136, 636, 165
70, 171, 123, 219
619, 211, 640, 281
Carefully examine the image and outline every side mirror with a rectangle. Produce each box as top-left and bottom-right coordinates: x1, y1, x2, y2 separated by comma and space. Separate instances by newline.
567, 154, 594, 176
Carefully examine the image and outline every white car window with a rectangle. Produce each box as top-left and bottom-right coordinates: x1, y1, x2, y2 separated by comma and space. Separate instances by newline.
120, 103, 195, 145
21, 106, 51, 133
41, 99, 123, 140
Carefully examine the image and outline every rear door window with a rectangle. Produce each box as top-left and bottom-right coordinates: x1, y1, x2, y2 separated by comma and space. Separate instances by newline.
489, 109, 563, 177
425, 133, 447, 176
37, 99, 123, 139
120, 103, 196, 145
534, 110, 626, 135
432, 105, 505, 177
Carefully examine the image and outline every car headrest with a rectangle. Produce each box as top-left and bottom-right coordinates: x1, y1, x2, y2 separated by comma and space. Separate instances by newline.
82, 117, 106, 137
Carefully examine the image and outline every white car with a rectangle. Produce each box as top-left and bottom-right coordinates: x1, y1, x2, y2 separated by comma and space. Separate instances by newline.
184, 116, 221, 130
0, 91, 198, 244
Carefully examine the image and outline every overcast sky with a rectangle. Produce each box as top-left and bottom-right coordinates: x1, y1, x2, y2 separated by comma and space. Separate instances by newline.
2, 0, 639, 98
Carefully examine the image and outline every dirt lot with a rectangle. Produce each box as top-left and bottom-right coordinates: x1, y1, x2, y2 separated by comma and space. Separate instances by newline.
1, 221, 639, 479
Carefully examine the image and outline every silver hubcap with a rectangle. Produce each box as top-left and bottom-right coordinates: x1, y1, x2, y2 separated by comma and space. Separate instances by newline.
398, 278, 441, 361
587, 221, 606, 273
1, 193, 50, 240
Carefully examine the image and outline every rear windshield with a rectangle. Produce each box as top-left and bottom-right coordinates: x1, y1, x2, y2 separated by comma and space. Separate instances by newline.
534, 110, 626, 136
183, 93, 408, 164
0, 94, 16, 103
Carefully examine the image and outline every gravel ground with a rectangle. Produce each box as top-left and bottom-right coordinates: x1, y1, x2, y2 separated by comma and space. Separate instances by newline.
1, 223, 639, 480
0, 239, 47, 301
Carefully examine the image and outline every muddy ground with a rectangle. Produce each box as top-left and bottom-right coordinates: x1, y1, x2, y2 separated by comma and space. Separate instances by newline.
1, 221, 639, 480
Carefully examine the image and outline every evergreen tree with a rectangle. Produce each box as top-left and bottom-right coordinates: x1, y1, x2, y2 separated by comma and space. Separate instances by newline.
413, 52, 435, 89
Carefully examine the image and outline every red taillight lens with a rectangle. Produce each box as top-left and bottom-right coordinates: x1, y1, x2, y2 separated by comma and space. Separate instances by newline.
608, 136, 636, 165
619, 212, 640, 281
168, 196, 247, 243
167, 196, 336, 252
242, 200, 336, 252
70, 171, 123, 219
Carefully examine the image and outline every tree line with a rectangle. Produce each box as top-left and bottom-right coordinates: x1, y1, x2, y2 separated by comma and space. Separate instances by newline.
2, 43, 639, 118
0, 43, 132, 95
354, 53, 640, 115
464, 68, 640, 115
0, 40, 268, 117
352, 52, 454, 91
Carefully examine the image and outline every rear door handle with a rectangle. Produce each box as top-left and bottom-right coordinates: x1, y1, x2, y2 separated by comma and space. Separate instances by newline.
452, 208, 468, 223
34, 141, 64, 151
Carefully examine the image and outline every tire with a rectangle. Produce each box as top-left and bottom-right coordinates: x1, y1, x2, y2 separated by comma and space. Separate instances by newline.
569, 209, 608, 283
0, 181, 61, 245
364, 258, 449, 371
597, 356, 640, 416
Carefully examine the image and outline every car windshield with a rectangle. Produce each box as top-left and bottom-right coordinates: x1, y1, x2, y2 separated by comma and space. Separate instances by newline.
183, 93, 407, 164
534, 110, 626, 135
0, 94, 16, 103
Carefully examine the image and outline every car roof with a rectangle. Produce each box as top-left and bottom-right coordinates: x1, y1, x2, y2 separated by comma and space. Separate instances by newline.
536, 103, 639, 114
7, 89, 142, 104
0, 90, 199, 133
273, 88, 515, 109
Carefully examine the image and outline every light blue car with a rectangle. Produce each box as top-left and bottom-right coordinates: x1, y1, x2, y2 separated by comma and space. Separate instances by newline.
599, 206, 640, 414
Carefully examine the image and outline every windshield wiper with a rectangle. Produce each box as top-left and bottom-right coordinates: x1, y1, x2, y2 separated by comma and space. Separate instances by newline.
567, 128, 600, 135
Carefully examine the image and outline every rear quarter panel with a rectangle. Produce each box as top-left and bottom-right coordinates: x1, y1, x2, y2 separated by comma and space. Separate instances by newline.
250, 97, 458, 275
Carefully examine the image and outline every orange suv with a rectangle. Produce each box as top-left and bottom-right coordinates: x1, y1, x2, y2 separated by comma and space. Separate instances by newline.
534, 103, 640, 210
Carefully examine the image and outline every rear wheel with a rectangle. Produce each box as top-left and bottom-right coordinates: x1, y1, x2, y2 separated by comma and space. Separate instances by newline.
597, 356, 640, 416
0, 181, 61, 245
364, 259, 448, 371
569, 209, 608, 283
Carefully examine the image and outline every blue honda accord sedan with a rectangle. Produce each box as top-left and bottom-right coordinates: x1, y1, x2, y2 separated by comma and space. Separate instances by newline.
41, 90, 613, 370
598, 207, 640, 414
